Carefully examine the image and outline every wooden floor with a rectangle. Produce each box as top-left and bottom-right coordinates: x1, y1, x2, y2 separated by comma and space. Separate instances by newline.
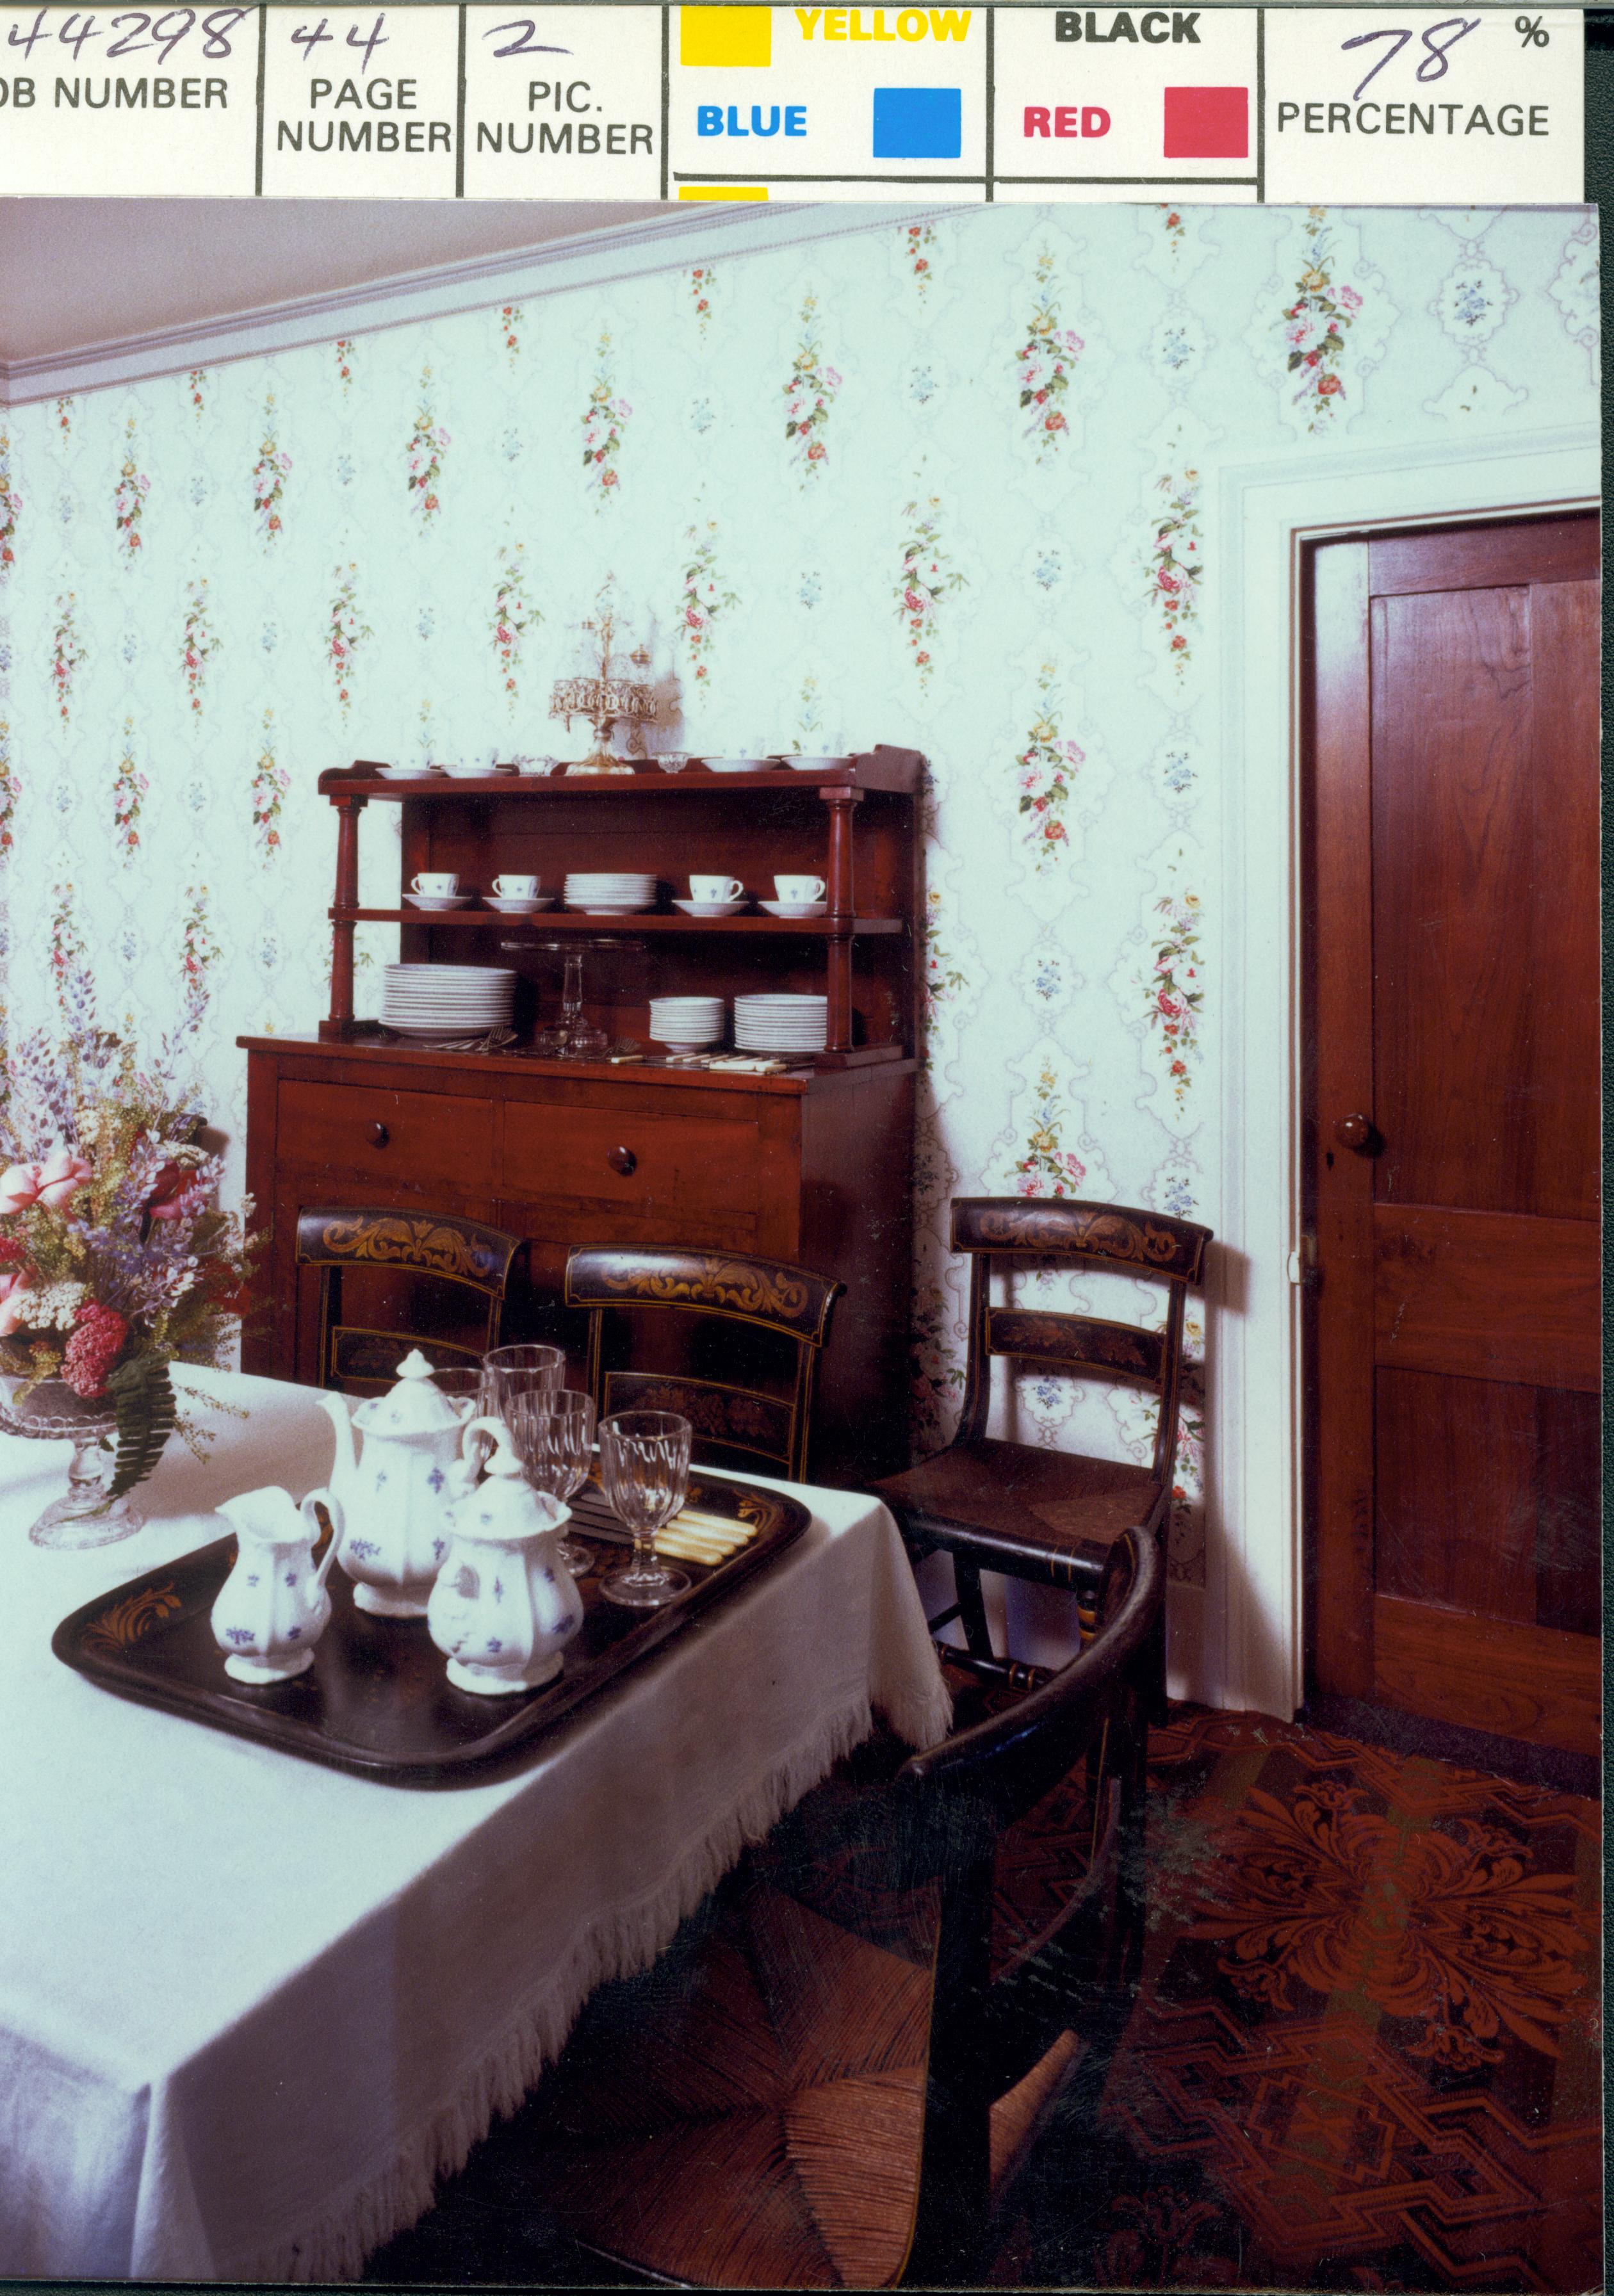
364, 1704, 1602, 2292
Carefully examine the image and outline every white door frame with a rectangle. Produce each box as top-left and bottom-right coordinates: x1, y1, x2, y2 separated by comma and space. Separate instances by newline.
1202, 425, 1600, 1723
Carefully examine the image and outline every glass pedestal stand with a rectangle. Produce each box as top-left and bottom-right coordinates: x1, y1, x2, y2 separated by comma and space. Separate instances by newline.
0, 1378, 143, 1548
532, 945, 609, 1061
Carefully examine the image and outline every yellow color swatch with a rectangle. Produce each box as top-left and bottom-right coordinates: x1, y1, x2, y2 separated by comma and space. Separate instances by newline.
679, 184, 770, 199
680, 6, 773, 67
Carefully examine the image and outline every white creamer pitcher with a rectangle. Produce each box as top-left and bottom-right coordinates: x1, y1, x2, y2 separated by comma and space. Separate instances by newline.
320, 1349, 476, 1618
211, 1485, 344, 1684
427, 1417, 582, 1697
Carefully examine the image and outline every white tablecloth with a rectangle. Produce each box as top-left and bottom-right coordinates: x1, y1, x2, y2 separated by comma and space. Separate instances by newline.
0, 1369, 949, 2283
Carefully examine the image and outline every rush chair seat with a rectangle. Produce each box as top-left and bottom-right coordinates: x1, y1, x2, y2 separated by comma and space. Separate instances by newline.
501, 1526, 1162, 2290
295, 1207, 523, 1394
872, 1197, 1211, 1713
563, 1246, 842, 1483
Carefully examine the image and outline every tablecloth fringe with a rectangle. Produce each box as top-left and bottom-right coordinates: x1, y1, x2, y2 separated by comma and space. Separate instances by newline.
247, 1690, 897, 2285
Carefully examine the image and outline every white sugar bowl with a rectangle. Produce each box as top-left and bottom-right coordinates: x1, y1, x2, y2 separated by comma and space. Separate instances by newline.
427, 1416, 583, 1697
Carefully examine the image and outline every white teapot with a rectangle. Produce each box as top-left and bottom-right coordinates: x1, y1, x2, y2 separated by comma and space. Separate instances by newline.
211, 1485, 344, 1684
319, 1349, 477, 1618
427, 1417, 583, 1697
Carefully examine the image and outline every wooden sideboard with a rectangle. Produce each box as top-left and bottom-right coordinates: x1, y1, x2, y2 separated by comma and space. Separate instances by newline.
240, 747, 924, 1482
238, 1038, 915, 1485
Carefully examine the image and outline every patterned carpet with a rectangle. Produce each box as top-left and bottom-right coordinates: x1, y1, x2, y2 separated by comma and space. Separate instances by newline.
365, 1705, 1602, 2292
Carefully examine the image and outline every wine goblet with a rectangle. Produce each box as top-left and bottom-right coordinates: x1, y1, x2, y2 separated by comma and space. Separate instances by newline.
598, 1410, 692, 1609
478, 1343, 565, 1419
503, 1388, 597, 1575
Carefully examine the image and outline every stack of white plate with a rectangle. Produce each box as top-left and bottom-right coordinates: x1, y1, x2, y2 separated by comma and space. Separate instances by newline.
732, 994, 828, 1055
648, 996, 725, 1052
564, 872, 657, 916
382, 964, 516, 1038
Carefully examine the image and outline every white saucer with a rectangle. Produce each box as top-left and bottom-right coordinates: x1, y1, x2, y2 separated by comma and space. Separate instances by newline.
672, 898, 748, 919
378, 765, 440, 780
484, 895, 554, 914
758, 900, 827, 920
405, 893, 474, 911
699, 758, 769, 773
770, 756, 852, 772
570, 902, 655, 916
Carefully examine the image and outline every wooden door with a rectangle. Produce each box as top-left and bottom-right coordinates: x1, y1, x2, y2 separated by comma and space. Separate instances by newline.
1307, 513, 1600, 1757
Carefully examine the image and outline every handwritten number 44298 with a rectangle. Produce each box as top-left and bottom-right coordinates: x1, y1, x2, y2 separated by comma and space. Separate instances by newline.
6, 6, 250, 61
1341, 16, 1482, 102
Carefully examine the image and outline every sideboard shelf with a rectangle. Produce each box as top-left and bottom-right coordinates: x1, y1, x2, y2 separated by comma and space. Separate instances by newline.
338, 908, 907, 939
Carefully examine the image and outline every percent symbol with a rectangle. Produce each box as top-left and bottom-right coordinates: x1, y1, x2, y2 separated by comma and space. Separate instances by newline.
1515, 14, 1550, 45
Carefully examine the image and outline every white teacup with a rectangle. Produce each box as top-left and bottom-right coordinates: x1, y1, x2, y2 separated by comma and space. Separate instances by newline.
689, 875, 744, 904
412, 872, 459, 897
493, 874, 539, 899
774, 875, 826, 904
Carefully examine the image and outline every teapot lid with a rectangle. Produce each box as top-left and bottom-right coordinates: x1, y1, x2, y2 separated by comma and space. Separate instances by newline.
456, 1422, 570, 1540
352, 1349, 469, 1437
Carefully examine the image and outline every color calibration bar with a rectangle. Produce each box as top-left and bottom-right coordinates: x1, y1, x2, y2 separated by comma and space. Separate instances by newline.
0, 4, 1582, 202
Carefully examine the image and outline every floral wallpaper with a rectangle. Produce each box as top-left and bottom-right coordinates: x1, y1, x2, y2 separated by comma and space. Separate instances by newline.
0, 202, 1595, 1624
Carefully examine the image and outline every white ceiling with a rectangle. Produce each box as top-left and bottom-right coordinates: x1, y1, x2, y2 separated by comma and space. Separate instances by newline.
0, 197, 674, 363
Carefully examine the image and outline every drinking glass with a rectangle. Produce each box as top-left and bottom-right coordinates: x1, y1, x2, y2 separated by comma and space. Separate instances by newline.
479, 1343, 566, 1419
503, 1388, 597, 1574
598, 1410, 692, 1608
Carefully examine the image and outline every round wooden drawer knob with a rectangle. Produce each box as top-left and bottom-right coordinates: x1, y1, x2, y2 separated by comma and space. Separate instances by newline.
1334, 1112, 1374, 1153
367, 1121, 391, 1149
607, 1145, 637, 1177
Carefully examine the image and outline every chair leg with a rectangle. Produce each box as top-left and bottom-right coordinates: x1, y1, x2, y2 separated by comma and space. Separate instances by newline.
952, 1560, 995, 1665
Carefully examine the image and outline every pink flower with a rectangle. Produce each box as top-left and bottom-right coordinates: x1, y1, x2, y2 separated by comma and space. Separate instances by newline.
0, 1164, 40, 1214
1339, 286, 1362, 310
1157, 991, 1183, 1019
35, 1149, 91, 1210
0, 1271, 32, 1335
1317, 373, 1342, 398
61, 1302, 129, 1399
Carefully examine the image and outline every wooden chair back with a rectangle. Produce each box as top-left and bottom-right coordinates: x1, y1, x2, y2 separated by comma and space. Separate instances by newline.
563, 1246, 842, 1483
949, 1197, 1212, 1492
295, 1207, 523, 1393
898, 1522, 1162, 2282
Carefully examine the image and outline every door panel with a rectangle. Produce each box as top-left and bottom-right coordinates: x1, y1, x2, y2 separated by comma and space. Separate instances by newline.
1308, 513, 1600, 1755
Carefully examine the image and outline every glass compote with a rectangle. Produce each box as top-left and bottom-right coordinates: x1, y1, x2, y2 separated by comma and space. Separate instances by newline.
502, 1388, 597, 1575
0, 1378, 143, 1549
533, 952, 608, 1062
598, 1410, 692, 1609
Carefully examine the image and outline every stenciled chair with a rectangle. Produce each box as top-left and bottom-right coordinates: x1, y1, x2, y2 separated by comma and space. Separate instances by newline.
295, 1207, 523, 1394
563, 1245, 842, 1482
490, 1525, 1161, 2289
873, 1198, 1211, 1713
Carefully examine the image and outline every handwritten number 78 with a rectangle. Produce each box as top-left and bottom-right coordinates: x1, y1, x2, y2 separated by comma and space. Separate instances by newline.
1341, 16, 1481, 102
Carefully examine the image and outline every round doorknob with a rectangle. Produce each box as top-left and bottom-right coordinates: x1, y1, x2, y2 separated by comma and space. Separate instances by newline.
366, 1121, 390, 1149
606, 1145, 637, 1177
1334, 1112, 1375, 1153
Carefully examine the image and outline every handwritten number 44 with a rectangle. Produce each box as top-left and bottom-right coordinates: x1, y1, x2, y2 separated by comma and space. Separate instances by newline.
291, 14, 389, 69
1341, 16, 1481, 102
7, 4, 247, 58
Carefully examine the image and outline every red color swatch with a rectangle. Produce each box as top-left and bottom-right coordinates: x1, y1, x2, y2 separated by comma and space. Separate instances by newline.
1162, 85, 1249, 160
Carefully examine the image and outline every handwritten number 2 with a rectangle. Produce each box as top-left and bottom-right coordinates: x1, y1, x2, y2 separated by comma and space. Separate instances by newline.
484, 18, 569, 57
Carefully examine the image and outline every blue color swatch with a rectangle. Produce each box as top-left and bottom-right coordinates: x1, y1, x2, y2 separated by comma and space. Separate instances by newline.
871, 86, 961, 161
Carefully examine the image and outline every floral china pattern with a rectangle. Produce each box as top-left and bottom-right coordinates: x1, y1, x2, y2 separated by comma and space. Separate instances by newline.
582, 330, 630, 498
784, 292, 842, 478
895, 491, 963, 689
1015, 248, 1084, 460
112, 717, 147, 861
0, 434, 18, 577
327, 562, 371, 717
406, 370, 450, 522
679, 518, 738, 687
689, 266, 715, 334
1143, 886, 1203, 1112
252, 708, 289, 858
1013, 1063, 1088, 1198
181, 578, 218, 715
1147, 464, 1203, 670
1016, 663, 1084, 867
491, 542, 536, 702
51, 592, 85, 724
252, 395, 292, 543
114, 418, 149, 557
1280, 208, 1363, 430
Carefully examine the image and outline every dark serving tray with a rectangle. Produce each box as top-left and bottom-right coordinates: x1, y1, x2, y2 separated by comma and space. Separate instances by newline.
51, 1476, 810, 1787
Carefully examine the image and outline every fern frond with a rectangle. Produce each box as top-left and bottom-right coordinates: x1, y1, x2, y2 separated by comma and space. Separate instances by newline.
104, 1355, 178, 1501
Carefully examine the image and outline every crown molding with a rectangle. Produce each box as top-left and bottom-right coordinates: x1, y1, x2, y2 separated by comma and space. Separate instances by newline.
0, 196, 961, 405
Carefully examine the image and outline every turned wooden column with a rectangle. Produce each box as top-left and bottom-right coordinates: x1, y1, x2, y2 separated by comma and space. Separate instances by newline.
320, 794, 366, 1041
822, 787, 860, 1054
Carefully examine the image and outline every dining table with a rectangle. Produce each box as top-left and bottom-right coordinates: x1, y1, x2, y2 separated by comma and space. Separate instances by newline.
0, 1364, 951, 2284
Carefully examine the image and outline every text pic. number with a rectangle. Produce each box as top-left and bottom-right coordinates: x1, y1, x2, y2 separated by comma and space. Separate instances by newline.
6, 5, 247, 58
1341, 15, 1480, 101
292, 13, 389, 69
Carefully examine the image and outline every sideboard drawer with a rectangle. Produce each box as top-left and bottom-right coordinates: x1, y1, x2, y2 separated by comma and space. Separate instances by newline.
503, 1101, 762, 1232
277, 1080, 494, 1188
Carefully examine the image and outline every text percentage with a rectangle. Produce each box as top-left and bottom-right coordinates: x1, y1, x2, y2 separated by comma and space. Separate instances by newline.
1515, 13, 1549, 44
